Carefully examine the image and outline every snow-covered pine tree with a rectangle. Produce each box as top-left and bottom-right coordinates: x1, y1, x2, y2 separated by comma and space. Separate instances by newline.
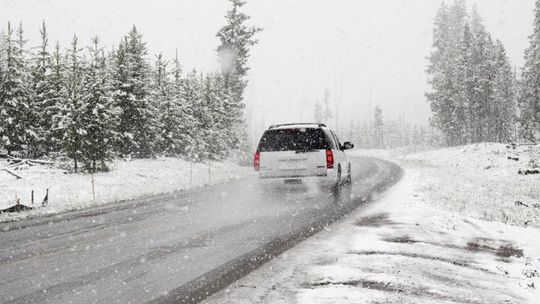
111, 26, 157, 158
446, 0, 468, 145
210, 72, 235, 159
312, 89, 332, 125
200, 73, 218, 159
518, 0, 540, 142
169, 51, 195, 157
346, 119, 355, 144
80, 36, 118, 172
46, 42, 66, 153
426, 2, 461, 146
322, 88, 332, 124
0, 29, 5, 154
16, 23, 38, 157
0, 28, 4, 59
181, 69, 204, 161
455, 24, 474, 144
151, 53, 176, 155
216, 0, 262, 159
373, 105, 384, 149
0, 29, 4, 117
0, 22, 34, 156
56, 35, 87, 172
30, 21, 54, 157
492, 40, 516, 142
313, 100, 323, 123
469, 9, 497, 142
217, 0, 261, 99
359, 121, 371, 148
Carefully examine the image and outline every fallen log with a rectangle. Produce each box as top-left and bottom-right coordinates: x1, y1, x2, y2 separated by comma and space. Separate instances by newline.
28, 159, 54, 165
7, 156, 54, 165
2, 168, 23, 179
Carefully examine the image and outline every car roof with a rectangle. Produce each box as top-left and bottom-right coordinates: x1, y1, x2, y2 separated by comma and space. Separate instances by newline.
267, 123, 329, 130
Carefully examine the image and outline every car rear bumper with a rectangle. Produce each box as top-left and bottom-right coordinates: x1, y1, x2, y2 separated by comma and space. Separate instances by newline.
258, 169, 338, 185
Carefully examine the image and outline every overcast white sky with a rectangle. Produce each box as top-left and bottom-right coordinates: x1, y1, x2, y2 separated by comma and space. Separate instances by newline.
0, 0, 535, 138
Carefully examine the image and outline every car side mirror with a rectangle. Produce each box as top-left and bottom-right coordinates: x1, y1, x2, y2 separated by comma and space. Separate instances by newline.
341, 142, 354, 150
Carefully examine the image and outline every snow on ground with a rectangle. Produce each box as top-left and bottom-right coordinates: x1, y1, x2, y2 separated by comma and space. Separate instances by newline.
204, 144, 540, 303
358, 143, 540, 227
401, 143, 540, 227
0, 158, 251, 222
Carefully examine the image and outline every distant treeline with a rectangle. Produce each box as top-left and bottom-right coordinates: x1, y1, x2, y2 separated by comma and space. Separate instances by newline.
0, 0, 261, 172
427, 0, 540, 146
344, 106, 441, 150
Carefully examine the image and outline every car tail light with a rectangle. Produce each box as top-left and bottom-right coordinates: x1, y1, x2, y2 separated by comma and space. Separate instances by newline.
326, 149, 334, 169
253, 151, 260, 171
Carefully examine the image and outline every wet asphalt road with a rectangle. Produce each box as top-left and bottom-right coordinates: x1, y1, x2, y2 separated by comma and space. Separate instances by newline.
0, 157, 401, 304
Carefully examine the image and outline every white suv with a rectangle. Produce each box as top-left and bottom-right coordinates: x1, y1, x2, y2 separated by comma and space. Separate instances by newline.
253, 123, 354, 196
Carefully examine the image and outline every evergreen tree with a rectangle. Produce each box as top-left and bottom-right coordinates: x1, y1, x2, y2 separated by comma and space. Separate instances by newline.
322, 88, 332, 124
200, 73, 217, 159
373, 105, 384, 148
112, 26, 157, 158
519, 0, 540, 142
151, 53, 178, 155
56, 35, 87, 172
458, 24, 475, 144
426, 2, 460, 145
0, 22, 33, 155
216, 0, 262, 157
313, 89, 332, 124
210, 72, 234, 159
81, 36, 117, 172
469, 10, 497, 142
492, 40, 516, 142
182, 69, 204, 161
313, 100, 323, 123
0, 29, 5, 111
47, 42, 66, 153
16, 23, 37, 156
31, 21, 53, 156
453, 24, 473, 144
169, 52, 195, 156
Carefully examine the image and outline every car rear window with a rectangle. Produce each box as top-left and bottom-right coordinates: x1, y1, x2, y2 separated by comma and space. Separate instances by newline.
257, 128, 332, 152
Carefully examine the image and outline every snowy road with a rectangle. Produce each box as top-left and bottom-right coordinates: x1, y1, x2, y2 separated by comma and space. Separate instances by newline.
0, 157, 401, 304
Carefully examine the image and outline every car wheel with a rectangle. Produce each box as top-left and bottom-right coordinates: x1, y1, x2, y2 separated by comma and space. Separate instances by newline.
333, 166, 342, 202
346, 163, 352, 184
343, 164, 352, 200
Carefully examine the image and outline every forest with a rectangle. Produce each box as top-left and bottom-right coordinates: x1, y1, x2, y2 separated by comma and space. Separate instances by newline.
0, 0, 261, 172
426, 0, 540, 146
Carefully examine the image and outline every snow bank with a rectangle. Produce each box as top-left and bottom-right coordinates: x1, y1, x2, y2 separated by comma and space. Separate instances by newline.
0, 158, 252, 222
393, 143, 540, 227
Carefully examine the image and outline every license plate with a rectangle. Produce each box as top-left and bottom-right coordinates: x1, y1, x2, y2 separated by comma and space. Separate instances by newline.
280, 160, 306, 170
284, 179, 302, 185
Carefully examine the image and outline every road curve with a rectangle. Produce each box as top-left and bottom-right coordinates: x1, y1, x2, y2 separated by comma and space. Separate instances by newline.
0, 157, 402, 304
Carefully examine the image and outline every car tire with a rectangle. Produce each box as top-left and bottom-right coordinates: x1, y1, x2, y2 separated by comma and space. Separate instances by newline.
332, 166, 342, 202
346, 163, 352, 184
343, 164, 352, 200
